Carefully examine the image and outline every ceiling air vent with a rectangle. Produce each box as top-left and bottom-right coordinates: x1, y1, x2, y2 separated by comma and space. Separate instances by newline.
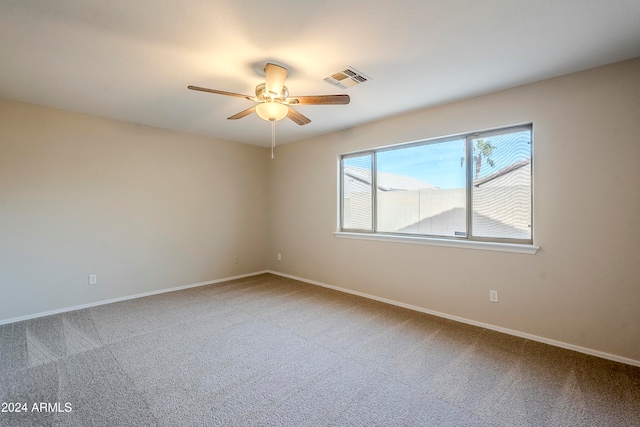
324, 66, 371, 89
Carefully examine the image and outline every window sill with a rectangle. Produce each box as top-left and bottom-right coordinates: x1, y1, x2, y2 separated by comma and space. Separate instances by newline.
333, 232, 539, 254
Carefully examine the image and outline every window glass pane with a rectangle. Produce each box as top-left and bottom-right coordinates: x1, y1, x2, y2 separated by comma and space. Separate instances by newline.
376, 139, 466, 237
471, 129, 532, 240
342, 154, 373, 231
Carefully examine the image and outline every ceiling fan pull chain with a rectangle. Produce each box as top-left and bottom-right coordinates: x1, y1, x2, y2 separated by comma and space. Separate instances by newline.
271, 119, 276, 158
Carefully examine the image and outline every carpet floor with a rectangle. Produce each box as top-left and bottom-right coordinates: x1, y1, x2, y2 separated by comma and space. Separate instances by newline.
1, 273, 639, 426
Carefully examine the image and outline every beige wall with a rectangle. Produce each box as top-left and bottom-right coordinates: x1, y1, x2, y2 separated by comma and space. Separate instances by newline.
0, 99, 269, 320
268, 58, 640, 362
2, 58, 638, 363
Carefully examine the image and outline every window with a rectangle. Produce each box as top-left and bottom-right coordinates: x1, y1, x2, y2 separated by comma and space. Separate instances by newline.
340, 125, 532, 244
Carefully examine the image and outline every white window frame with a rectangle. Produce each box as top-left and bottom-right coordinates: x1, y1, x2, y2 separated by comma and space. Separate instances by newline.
336, 124, 538, 254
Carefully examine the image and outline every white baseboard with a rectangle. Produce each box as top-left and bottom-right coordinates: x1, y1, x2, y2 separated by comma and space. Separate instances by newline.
0, 270, 269, 326
268, 270, 640, 368
5, 269, 638, 368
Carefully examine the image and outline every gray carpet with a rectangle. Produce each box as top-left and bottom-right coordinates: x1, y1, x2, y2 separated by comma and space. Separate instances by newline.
1, 273, 639, 426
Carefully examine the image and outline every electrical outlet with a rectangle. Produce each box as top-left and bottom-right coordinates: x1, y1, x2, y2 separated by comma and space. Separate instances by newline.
89, 274, 97, 285
277, 253, 282, 261
490, 290, 498, 303
233, 256, 239, 264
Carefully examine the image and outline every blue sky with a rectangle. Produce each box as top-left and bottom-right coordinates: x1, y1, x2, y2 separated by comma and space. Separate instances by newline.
376, 130, 531, 189
377, 138, 466, 189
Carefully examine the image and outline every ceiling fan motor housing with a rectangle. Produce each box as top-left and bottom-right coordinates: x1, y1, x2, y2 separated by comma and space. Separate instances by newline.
255, 83, 289, 102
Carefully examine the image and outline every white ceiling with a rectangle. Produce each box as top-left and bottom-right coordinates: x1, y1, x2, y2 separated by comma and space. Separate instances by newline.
1, 0, 640, 147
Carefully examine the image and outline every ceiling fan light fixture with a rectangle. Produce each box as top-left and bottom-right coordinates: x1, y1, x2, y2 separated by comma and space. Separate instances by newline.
189, 60, 348, 132
255, 101, 289, 121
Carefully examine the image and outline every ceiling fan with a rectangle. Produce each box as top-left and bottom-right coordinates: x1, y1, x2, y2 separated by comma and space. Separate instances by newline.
188, 63, 350, 156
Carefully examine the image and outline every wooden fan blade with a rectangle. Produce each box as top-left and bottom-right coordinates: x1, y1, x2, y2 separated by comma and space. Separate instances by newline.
287, 94, 350, 105
286, 107, 311, 126
228, 107, 256, 120
188, 85, 255, 101
264, 63, 287, 97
